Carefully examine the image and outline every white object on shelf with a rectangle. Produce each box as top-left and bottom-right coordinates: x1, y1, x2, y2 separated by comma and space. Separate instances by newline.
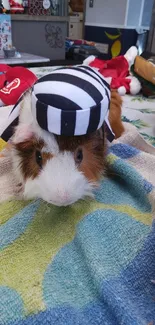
43, 0, 51, 9
15, 51, 21, 58
95, 43, 109, 54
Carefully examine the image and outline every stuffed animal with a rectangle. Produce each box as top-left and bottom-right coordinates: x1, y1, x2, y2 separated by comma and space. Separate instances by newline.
83, 46, 141, 96
9, 0, 24, 13
131, 55, 155, 97
0, 66, 124, 206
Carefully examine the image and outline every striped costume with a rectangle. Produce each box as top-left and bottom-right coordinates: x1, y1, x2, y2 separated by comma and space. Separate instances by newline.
0, 65, 114, 142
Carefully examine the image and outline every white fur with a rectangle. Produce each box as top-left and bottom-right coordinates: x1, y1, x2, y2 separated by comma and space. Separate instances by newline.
12, 92, 95, 206
24, 152, 95, 206
12, 91, 59, 154
19, 90, 33, 124
13, 124, 34, 144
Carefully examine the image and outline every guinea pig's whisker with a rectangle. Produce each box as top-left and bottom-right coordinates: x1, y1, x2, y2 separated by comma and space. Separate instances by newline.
83, 189, 95, 198
40, 198, 45, 204
81, 196, 93, 203
90, 181, 98, 188
104, 165, 121, 178
106, 171, 122, 178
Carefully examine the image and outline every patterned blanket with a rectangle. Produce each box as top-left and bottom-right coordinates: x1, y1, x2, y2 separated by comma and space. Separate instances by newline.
0, 121, 155, 325
0, 66, 155, 325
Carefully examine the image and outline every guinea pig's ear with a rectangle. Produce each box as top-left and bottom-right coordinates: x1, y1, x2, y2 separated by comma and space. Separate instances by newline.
13, 90, 35, 144
108, 90, 124, 139
19, 90, 33, 125
13, 123, 34, 144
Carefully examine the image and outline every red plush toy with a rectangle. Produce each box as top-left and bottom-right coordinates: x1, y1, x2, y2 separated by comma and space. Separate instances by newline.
0, 64, 37, 106
83, 46, 141, 96
9, 0, 24, 13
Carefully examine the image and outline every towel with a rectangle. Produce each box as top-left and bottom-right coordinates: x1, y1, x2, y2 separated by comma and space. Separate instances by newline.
0, 122, 155, 325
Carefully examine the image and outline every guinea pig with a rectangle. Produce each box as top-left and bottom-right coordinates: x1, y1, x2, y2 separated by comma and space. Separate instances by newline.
10, 89, 124, 207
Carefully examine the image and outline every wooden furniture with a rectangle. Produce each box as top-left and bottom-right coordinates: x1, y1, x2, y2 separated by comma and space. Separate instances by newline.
69, 14, 83, 39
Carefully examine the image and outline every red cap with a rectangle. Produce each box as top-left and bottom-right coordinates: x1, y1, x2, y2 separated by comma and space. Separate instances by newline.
0, 66, 37, 106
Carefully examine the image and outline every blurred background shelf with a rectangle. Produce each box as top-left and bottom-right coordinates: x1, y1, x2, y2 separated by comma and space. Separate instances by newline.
11, 14, 69, 22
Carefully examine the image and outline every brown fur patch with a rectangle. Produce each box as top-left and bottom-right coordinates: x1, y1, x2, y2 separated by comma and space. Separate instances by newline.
14, 138, 53, 180
79, 137, 106, 182
56, 131, 106, 182
109, 90, 125, 139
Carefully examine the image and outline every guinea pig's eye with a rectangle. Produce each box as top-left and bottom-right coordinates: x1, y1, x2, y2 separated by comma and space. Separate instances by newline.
36, 150, 42, 168
75, 148, 83, 164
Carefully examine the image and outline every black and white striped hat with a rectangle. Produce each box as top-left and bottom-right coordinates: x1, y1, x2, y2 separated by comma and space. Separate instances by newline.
1, 66, 114, 142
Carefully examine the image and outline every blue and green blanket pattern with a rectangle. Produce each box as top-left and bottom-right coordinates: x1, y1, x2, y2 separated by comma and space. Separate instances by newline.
0, 140, 155, 325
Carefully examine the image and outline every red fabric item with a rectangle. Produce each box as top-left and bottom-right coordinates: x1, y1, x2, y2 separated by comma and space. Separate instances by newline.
89, 55, 131, 93
0, 64, 11, 73
90, 56, 129, 79
0, 74, 7, 90
111, 77, 131, 93
9, 0, 24, 14
0, 64, 11, 89
0, 66, 37, 106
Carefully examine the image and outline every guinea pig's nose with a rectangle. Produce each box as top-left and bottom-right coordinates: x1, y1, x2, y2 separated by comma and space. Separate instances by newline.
49, 191, 73, 206
60, 191, 69, 202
